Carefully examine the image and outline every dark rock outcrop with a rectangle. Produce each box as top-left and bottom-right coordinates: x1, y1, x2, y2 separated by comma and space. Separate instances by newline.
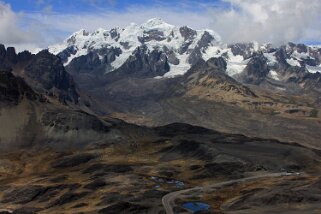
41, 110, 110, 132
240, 54, 270, 84
0, 70, 39, 105
67, 47, 121, 75
206, 57, 227, 71
180, 26, 197, 41
0, 44, 20, 65
25, 50, 79, 103
184, 58, 257, 97
106, 46, 170, 81
274, 46, 290, 70
110, 28, 120, 41
139, 29, 166, 43
57, 46, 77, 64
17, 50, 33, 62
0, 44, 6, 61
228, 43, 256, 59
188, 32, 215, 65
163, 46, 179, 65
6, 47, 18, 64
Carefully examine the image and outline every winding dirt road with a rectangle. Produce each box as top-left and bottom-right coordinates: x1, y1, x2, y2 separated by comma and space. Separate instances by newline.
162, 172, 297, 214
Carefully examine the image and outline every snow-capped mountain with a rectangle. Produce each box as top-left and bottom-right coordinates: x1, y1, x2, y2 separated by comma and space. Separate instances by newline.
49, 18, 222, 77
49, 18, 321, 92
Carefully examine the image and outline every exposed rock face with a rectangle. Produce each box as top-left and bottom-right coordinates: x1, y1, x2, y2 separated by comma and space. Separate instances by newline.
67, 47, 121, 75
17, 51, 33, 62
0, 45, 11, 72
25, 50, 79, 103
0, 44, 6, 61
99, 47, 122, 64
228, 43, 257, 59
57, 46, 77, 64
105, 46, 170, 81
0, 45, 20, 72
63, 47, 122, 88
206, 57, 227, 71
163, 46, 179, 65
298, 72, 321, 93
138, 29, 166, 43
179, 26, 197, 41
274, 46, 290, 70
288, 42, 308, 53
0, 44, 80, 104
109, 28, 120, 41
0, 70, 39, 105
189, 32, 215, 65
240, 54, 270, 84
184, 58, 257, 98
41, 110, 110, 133
6, 47, 18, 64
224, 42, 321, 92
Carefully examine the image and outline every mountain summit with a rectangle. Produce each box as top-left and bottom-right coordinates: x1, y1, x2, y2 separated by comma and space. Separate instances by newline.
49, 18, 221, 77
49, 19, 321, 86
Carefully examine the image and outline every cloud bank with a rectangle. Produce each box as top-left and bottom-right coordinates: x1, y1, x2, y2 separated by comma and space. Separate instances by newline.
210, 0, 321, 44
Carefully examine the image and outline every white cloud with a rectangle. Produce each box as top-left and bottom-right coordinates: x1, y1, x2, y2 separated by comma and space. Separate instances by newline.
209, 0, 321, 44
0, 2, 42, 52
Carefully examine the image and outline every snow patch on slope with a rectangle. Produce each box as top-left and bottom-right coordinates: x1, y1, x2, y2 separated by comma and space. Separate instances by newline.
286, 58, 301, 67
269, 70, 280, 80
226, 52, 248, 76
202, 46, 224, 61
164, 54, 190, 77
306, 65, 321, 74
264, 52, 277, 66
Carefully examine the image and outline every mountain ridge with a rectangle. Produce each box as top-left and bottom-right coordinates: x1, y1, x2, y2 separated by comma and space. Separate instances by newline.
48, 18, 321, 96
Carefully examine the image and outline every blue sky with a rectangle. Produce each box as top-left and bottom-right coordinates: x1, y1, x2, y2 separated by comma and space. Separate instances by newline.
6, 0, 227, 13
1, 0, 321, 52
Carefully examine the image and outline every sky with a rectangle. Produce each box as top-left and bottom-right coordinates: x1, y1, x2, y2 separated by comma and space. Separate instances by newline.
1, 0, 321, 52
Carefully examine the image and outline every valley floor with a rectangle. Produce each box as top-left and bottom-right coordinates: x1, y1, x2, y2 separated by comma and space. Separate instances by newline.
0, 123, 320, 214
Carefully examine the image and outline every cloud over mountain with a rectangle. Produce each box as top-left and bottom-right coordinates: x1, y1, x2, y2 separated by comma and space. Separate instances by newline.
210, 0, 321, 44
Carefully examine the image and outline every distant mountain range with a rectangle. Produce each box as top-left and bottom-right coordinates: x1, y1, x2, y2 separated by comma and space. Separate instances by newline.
49, 18, 321, 93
